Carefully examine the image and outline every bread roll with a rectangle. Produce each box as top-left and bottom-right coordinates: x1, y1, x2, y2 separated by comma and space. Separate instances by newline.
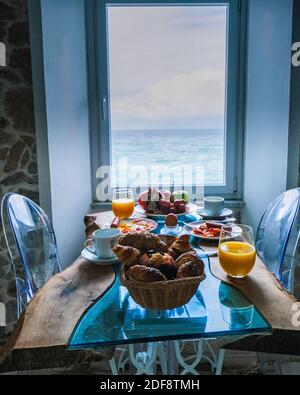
149, 253, 176, 279
118, 232, 165, 252
139, 253, 151, 266
175, 252, 204, 272
177, 261, 204, 279
169, 235, 192, 259
126, 265, 167, 282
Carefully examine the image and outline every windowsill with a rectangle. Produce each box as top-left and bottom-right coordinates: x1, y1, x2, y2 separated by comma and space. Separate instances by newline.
90, 200, 245, 213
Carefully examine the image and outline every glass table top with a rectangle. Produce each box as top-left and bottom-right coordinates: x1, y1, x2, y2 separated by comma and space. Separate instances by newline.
68, 215, 271, 350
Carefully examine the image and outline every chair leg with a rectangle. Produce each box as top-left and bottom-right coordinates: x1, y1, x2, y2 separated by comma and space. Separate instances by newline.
216, 349, 225, 375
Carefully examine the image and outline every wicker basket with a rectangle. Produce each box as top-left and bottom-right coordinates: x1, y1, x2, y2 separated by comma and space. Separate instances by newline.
121, 273, 206, 310
119, 234, 206, 310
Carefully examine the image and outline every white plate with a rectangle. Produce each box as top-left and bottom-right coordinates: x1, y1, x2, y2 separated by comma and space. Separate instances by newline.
81, 248, 119, 265
135, 202, 199, 219
198, 208, 233, 220
184, 221, 220, 241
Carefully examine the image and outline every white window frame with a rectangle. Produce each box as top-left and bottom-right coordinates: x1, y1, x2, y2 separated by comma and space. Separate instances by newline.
86, 0, 246, 202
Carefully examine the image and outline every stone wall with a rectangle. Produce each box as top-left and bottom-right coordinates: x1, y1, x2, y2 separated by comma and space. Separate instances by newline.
0, 0, 38, 336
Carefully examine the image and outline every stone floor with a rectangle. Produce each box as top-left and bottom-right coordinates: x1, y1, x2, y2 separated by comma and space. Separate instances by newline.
0, 364, 264, 375
1, 354, 293, 375
1, 344, 300, 375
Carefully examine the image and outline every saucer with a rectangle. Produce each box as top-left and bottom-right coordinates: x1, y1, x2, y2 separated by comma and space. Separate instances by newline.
81, 248, 119, 265
198, 208, 233, 220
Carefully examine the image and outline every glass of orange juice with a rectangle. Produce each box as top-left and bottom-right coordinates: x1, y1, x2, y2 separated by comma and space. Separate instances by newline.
112, 188, 135, 219
218, 225, 256, 278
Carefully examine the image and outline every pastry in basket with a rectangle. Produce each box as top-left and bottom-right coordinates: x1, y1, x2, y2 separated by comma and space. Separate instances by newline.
168, 234, 193, 259
149, 253, 176, 280
139, 253, 151, 266
112, 245, 141, 271
175, 252, 205, 272
126, 265, 167, 282
118, 232, 168, 253
177, 261, 204, 279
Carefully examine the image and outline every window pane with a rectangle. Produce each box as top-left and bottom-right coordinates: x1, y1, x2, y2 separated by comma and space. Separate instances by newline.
108, 5, 227, 187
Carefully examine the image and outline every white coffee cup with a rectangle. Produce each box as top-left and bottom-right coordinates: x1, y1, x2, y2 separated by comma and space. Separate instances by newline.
85, 228, 120, 259
204, 196, 224, 217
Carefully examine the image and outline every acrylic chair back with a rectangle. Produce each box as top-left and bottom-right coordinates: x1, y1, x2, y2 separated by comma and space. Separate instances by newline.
256, 188, 300, 293
1, 193, 61, 317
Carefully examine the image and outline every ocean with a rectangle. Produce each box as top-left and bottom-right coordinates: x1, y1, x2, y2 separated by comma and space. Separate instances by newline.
111, 129, 224, 187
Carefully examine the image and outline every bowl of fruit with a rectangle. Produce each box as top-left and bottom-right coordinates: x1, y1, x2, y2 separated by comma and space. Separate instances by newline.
136, 188, 198, 218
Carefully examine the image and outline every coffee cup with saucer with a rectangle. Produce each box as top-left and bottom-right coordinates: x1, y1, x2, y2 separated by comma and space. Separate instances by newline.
82, 228, 120, 265
198, 197, 233, 219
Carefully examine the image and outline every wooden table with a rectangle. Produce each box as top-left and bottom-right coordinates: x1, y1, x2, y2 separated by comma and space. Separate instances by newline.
1, 211, 300, 373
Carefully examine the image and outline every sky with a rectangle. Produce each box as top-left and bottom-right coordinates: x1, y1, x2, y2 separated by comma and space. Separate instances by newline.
108, 5, 227, 131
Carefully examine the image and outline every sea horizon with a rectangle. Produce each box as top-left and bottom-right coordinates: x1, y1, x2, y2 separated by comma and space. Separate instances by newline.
111, 129, 225, 186
112, 128, 223, 132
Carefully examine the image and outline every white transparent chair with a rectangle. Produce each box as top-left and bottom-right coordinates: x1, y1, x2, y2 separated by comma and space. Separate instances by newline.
216, 188, 300, 375
1, 193, 62, 318
1, 193, 117, 373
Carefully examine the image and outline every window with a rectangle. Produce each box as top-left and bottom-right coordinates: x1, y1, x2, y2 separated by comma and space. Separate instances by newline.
88, 0, 244, 201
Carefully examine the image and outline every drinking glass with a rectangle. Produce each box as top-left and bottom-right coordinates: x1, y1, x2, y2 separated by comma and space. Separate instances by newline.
218, 224, 256, 278
112, 188, 135, 219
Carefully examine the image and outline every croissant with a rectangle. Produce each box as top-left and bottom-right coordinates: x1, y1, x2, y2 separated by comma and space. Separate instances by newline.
149, 253, 176, 279
169, 235, 193, 259
156, 241, 169, 254
112, 245, 141, 271
175, 252, 204, 272
118, 232, 167, 253
126, 265, 167, 282
177, 261, 204, 279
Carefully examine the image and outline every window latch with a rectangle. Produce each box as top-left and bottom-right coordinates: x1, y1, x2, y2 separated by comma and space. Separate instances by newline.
234, 177, 238, 193
100, 96, 107, 121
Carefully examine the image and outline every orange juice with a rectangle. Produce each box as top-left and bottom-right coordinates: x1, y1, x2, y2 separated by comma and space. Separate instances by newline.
112, 199, 135, 219
219, 241, 256, 278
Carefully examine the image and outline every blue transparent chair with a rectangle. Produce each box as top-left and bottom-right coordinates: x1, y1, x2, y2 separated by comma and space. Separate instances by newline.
256, 188, 300, 293
217, 188, 300, 375
1, 193, 116, 373
1, 193, 62, 318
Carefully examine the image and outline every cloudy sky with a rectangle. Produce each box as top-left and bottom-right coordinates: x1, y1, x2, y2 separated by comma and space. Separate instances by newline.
108, 5, 227, 131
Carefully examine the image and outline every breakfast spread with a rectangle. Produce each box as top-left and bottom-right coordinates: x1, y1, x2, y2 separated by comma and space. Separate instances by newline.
113, 233, 204, 282
138, 188, 190, 215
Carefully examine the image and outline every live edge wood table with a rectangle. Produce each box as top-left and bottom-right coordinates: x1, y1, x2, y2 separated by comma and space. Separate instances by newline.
1, 211, 300, 373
